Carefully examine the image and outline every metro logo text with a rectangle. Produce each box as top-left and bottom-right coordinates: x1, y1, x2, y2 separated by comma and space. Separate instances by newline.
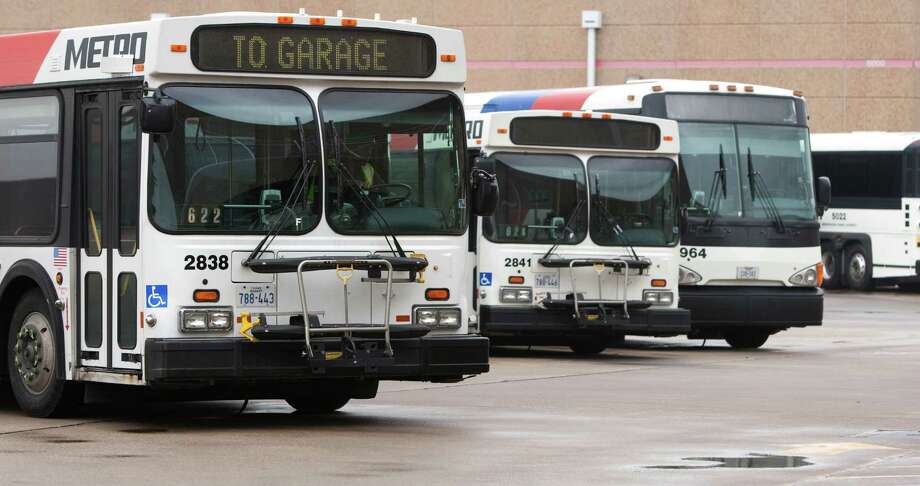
65, 32, 147, 70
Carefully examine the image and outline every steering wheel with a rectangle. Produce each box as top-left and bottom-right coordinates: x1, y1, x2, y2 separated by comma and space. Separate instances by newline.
367, 183, 413, 207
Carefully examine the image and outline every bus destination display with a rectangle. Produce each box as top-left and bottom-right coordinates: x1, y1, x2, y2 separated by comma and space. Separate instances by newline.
193, 25, 436, 77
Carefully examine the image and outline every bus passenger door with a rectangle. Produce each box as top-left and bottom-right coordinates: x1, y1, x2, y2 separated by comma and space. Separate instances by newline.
78, 90, 142, 372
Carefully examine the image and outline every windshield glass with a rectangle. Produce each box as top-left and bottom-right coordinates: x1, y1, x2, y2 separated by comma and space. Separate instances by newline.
679, 122, 815, 221
148, 86, 320, 233
483, 152, 587, 244
321, 90, 466, 235
588, 157, 679, 247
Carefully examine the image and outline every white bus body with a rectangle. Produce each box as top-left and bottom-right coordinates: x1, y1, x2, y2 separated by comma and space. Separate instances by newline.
0, 12, 492, 416
467, 80, 828, 349
811, 132, 920, 290
466, 110, 690, 353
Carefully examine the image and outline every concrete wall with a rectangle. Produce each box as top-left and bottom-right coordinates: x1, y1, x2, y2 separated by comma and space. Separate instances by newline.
2, 0, 918, 132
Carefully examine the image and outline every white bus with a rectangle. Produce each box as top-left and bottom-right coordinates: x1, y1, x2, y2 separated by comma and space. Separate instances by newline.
0, 11, 498, 417
467, 80, 831, 349
811, 132, 920, 290
466, 109, 690, 354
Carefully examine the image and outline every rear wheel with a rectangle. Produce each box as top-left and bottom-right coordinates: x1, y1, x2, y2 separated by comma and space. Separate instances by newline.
845, 243, 873, 291
569, 339, 608, 355
7, 290, 83, 417
285, 394, 351, 414
821, 246, 841, 289
723, 330, 770, 350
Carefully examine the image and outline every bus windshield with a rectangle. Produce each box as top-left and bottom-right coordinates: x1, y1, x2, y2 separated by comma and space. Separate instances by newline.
588, 157, 679, 247
680, 122, 816, 221
321, 90, 467, 235
483, 153, 587, 244
148, 86, 321, 234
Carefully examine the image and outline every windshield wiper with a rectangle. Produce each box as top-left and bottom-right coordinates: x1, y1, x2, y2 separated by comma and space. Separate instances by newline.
746, 147, 786, 233
246, 116, 315, 264
326, 120, 406, 258
704, 144, 727, 228
592, 174, 640, 261
542, 173, 585, 261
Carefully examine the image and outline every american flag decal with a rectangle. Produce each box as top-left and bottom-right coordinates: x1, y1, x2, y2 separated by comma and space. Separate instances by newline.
52, 248, 68, 268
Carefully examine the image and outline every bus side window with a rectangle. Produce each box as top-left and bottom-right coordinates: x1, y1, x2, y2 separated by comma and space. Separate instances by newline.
85, 108, 105, 256
119, 105, 139, 256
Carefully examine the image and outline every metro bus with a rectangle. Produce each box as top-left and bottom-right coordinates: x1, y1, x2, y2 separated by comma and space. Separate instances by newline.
811, 132, 920, 290
467, 80, 832, 349
466, 109, 690, 354
0, 11, 497, 417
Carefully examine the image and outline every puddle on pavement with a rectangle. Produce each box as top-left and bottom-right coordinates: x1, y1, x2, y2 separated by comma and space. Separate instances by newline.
647, 453, 813, 470
118, 427, 169, 434
45, 438, 91, 444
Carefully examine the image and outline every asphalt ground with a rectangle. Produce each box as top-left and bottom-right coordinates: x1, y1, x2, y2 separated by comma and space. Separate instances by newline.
0, 289, 918, 485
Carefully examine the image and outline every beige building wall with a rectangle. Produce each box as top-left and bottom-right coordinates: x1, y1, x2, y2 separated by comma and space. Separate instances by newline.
2, 0, 918, 132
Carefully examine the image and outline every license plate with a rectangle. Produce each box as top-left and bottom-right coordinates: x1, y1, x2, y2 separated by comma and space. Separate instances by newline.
236, 283, 276, 307
534, 272, 560, 288
736, 266, 760, 280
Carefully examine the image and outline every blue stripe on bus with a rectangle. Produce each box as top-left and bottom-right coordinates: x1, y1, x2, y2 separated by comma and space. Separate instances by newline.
480, 91, 549, 113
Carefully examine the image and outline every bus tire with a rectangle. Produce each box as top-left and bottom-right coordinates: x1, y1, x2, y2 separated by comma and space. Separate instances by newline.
723, 330, 769, 349
6, 290, 83, 417
286, 391, 351, 414
844, 243, 874, 291
569, 340, 608, 355
821, 246, 841, 289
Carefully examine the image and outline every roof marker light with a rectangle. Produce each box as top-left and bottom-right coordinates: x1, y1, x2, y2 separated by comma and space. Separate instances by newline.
497, 127, 508, 134
581, 112, 592, 118
562, 111, 573, 117
727, 85, 737, 92
170, 44, 187, 53
601, 113, 612, 120
744, 85, 754, 92
440, 54, 456, 62
342, 18, 358, 26
627, 95, 636, 101
709, 84, 719, 91
310, 17, 325, 25
134, 64, 144, 72
794, 90, 804, 97
663, 135, 673, 142
277, 15, 294, 24
651, 85, 663, 92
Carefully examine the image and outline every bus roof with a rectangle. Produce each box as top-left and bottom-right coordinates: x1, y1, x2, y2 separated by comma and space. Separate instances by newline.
811, 132, 920, 152
468, 109, 679, 156
0, 11, 465, 88
465, 79, 802, 115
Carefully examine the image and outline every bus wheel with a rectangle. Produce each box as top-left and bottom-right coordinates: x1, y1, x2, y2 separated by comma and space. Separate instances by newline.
821, 247, 841, 289
845, 244, 874, 291
286, 391, 351, 414
7, 290, 83, 417
569, 340, 608, 355
723, 330, 770, 349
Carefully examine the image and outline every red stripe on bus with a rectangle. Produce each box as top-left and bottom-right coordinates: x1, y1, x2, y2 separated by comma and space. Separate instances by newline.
530, 88, 599, 111
0, 30, 61, 87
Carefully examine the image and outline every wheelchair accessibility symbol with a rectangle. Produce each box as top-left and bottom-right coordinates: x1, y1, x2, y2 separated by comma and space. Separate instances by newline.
145, 285, 168, 308
479, 272, 493, 287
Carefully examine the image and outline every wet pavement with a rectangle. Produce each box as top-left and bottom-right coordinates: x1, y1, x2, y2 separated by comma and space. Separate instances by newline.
0, 289, 919, 485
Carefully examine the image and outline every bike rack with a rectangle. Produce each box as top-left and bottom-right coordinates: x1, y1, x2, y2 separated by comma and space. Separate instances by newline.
568, 258, 631, 321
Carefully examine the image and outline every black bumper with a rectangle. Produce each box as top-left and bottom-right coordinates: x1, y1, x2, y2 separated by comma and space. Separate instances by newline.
479, 305, 691, 342
679, 285, 823, 329
145, 334, 489, 387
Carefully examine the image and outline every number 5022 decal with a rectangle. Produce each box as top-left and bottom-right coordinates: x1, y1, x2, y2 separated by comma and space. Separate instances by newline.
184, 254, 230, 270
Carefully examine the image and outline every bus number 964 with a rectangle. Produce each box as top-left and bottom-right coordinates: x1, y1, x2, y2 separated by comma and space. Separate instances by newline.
680, 247, 707, 259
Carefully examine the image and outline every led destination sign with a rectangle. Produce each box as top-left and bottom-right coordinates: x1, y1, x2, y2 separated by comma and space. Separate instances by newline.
192, 25, 437, 77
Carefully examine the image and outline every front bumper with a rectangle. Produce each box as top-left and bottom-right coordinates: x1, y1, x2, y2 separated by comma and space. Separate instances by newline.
144, 334, 489, 387
479, 304, 691, 343
679, 285, 823, 329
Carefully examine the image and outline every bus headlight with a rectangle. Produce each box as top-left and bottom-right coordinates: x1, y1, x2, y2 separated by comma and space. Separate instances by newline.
679, 266, 702, 285
789, 264, 823, 287
500, 286, 533, 304
414, 307, 462, 328
643, 290, 674, 306
179, 307, 234, 332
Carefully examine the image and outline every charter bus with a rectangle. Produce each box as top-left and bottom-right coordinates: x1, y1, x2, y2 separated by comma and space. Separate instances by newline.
811, 132, 920, 290
467, 80, 832, 349
0, 11, 499, 417
465, 109, 690, 354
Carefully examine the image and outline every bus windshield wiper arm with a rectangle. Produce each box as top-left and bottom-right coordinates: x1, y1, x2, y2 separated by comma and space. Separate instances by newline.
592, 174, 640, 261
327, 120, 406, 258
542, 173, 585, 261
704, 144, 727, 228
746, 147, 786, 233
246, 116, 315, 264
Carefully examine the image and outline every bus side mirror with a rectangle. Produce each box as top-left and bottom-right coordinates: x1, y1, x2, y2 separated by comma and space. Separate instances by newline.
470, 159, 498, 217
816, 176, 831, 217
140, 96, 176, 134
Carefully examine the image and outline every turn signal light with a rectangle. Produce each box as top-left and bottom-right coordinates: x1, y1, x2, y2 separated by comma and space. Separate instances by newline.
497, 127, 508, 134
651, 279, 667, 288
425, 288, 450, 301
816, 262, 824, 287
440, 54, 456, 62
663, 135, 673, 142
170, 44, 187, 52
193, 289, 220, 303
396, 314, 411, 323
508, 276, 525, 284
